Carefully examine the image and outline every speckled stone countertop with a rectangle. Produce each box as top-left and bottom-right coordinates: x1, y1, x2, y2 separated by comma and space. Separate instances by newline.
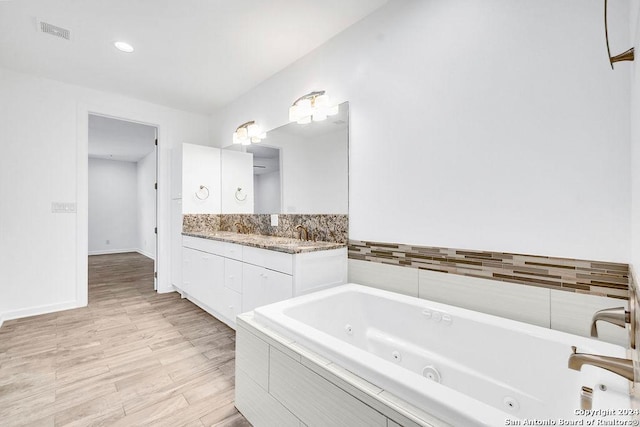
182, 231, 346, 254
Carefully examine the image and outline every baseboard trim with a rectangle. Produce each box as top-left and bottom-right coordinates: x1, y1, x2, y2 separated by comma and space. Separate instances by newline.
2, 300, 81, 322
88, 248, 139, 256
136, 249, 156, 261
88, 248, 156, 260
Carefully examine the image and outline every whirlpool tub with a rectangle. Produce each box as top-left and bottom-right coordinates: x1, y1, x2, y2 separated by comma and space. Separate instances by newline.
250, 284, 633, 426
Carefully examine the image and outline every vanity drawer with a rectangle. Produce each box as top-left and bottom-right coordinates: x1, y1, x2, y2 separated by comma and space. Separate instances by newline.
243, 246, 293, 275
183, 236, 226, 256
224, 242, 243, 261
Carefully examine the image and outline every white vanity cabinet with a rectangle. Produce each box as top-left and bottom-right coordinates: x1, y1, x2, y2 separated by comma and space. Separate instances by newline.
181, 247, 224, 310
178, 235, 347, 329
242, 263, 293, 313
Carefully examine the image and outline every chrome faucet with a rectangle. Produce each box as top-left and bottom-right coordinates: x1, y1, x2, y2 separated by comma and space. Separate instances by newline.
591, 307, 630, 338
295, 225, 309, 241
568, 346, 635, 382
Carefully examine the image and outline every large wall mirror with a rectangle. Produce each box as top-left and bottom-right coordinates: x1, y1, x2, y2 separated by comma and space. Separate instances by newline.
225, 101, 349, 215
182, 102, 348, 216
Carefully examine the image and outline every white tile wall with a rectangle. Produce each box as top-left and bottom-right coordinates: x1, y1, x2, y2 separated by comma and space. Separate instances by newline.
550, 290, 628, 347
418, 269, 550, 328
348, 260, 630, 346
348, 259, 419, 297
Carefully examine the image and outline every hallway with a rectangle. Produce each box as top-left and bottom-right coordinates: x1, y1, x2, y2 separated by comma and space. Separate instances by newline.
0, 252, 249, 426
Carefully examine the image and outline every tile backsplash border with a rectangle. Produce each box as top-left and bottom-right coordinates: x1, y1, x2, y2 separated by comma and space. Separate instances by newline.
183, 213, 348, 244
349, 239, 629, 299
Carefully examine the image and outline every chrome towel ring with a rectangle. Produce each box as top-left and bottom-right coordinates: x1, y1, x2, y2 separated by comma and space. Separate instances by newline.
195, 185, 209, 200
235, 187, 247, 202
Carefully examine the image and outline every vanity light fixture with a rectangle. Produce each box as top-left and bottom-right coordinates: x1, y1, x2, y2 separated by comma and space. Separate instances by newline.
288, 90, 339, 124
232, 121, 266, 145
114, 41, 134, 53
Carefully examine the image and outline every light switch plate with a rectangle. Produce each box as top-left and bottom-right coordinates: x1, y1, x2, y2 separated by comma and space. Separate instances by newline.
270, 214, 278, 227
51, 202, 76, 213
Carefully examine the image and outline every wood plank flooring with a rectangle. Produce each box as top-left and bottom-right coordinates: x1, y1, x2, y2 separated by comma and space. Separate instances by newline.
0, 252, 251, 427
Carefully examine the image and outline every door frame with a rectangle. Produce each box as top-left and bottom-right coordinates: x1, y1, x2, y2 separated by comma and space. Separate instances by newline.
77, 103, 167, 306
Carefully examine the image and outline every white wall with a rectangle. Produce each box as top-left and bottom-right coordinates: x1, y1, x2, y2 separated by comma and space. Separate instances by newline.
211, 0, 631, 262
137, 151, 156, 259
88, 158, 138, 254
0, 66, 210, 321
255, 171, 281, 214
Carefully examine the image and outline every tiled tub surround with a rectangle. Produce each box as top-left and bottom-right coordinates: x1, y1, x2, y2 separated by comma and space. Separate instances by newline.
239, 285, 633, 426
349, 240, 629, 299
235, 313, 446, 427
183, 213, 348, 244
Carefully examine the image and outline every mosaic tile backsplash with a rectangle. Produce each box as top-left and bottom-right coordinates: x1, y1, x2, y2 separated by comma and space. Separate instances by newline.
349, 240, 630, 299
183, 214, 348, 244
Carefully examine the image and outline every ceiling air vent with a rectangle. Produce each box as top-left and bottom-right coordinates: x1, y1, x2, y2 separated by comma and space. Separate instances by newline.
39, 21, 70, 40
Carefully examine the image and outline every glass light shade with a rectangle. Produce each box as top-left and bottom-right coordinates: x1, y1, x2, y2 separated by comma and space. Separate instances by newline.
241, 138, 251, 146
247, 123, 260, 138
232, 132, 241, 145
297, 115, 312, 124
326, 104, 339, 116
312, 111, 327, 121
315, 94, 329, 108
236, 127, 248, 139
297, 98, 312, 118
251, 136, 261, 143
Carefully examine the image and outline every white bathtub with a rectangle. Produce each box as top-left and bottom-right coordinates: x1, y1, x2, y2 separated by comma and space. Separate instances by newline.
253, 284, 632, 426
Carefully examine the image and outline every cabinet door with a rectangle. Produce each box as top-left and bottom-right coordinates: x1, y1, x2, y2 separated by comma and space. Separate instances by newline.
242, 264, 293, 313
181, 247, 196, 294
224, 258, 243, 293
192, 252, 224, 312
222, 287, 243, 325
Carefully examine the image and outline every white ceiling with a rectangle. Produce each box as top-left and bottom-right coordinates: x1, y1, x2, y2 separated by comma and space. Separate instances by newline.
0, 0, 388, 114
88, 115, 156, 162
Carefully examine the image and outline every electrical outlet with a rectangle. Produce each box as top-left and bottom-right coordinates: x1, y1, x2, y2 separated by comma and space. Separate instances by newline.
270, 214, 278, 227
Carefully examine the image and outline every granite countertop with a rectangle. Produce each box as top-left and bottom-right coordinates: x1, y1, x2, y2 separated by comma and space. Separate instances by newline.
182, 231, 346, 254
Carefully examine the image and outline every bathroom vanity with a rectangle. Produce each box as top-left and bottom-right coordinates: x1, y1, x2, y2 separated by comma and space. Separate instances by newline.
177, 232, 347, 329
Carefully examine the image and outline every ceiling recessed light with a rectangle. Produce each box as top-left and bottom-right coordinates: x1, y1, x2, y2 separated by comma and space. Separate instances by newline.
114, 41, 134, 53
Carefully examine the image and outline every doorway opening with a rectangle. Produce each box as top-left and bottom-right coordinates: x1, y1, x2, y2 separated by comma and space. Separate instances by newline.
87, 114, 158, 294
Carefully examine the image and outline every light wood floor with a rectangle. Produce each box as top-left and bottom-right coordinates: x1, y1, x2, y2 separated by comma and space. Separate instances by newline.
0, 252, 251, 427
